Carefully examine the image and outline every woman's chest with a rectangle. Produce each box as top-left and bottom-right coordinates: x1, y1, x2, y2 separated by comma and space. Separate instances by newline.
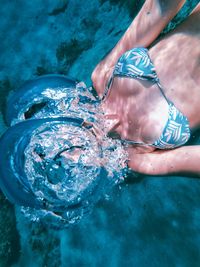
102, 78, 169, 144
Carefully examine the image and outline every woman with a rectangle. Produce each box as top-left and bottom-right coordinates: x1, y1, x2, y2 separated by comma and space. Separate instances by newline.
92, 0, 200, 177
0, 0, 199, 228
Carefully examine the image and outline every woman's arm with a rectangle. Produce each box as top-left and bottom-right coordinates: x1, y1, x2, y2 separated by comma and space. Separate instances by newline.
99, 0, 185, 65
127, 145, 200, 177
92, 0, 185, 94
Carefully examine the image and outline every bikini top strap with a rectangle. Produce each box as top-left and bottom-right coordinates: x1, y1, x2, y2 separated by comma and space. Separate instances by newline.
156, 79, 171, 105
120, 139, 154, 146
102, 74, 170, 104
101, 75, 114, 101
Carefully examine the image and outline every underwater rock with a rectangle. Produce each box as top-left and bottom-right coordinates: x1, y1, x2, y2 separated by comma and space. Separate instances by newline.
48, 1, 68, 16
0, 193, 20, 267
56, 39, 93, 73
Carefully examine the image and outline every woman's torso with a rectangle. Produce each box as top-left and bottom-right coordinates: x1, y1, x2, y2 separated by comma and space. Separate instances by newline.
101, 7, 200, 150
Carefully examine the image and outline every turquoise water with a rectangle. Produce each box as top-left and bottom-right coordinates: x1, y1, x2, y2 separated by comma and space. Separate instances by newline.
0, 0, 200, 266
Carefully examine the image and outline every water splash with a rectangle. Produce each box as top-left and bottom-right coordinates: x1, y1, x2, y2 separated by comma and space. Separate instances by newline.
6, 76, 100, 126
1, 75, 127, 228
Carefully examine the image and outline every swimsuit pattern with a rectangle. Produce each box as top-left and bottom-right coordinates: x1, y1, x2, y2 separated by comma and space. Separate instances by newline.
103, 47, 191, 149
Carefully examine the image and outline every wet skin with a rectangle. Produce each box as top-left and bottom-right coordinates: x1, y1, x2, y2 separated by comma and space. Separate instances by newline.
100, 6, 200, 154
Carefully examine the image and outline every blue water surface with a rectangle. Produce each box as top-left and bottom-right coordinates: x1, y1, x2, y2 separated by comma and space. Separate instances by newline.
0, 0, 200, 267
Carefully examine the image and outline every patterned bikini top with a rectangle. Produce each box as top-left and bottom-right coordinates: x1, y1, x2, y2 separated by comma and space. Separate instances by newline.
102, 47, 191, 149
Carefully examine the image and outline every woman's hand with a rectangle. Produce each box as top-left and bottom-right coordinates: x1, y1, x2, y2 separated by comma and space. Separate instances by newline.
127, 145, 200, 177
127, 149, 176, 175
